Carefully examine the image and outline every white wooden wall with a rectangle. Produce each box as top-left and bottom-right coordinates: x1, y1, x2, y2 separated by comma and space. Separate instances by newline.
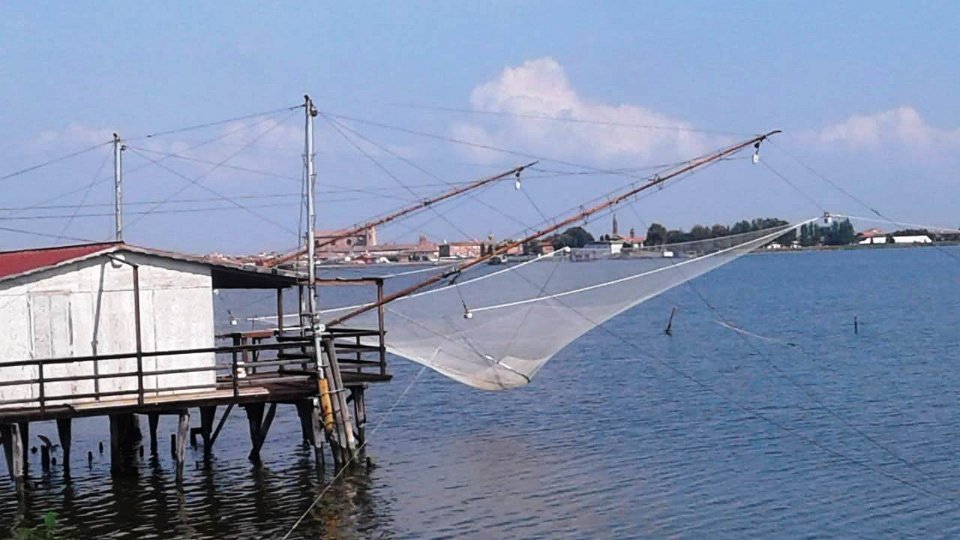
0, 252, 217, 408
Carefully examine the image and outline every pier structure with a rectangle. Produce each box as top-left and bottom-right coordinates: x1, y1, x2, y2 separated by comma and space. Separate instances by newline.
0, 243, 390, 486
0, 96, 392, 490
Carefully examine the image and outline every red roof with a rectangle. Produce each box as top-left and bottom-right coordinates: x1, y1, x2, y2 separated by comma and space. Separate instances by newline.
0, 242, 119, 279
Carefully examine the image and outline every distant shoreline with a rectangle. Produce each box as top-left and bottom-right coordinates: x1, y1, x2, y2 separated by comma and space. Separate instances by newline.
751, 241, 960, 255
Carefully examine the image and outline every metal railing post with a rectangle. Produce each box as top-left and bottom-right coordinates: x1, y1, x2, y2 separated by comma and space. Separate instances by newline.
38, 360, 45, 414
377, 279, 387, 376
133, 265, 144, 405
232, 351, 240, 398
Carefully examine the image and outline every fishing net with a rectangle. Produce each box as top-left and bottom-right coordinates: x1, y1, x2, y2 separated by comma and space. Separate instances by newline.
313, 219, 810, 390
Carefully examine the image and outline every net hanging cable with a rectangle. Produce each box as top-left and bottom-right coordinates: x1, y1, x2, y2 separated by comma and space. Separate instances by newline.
281, 131, 810, 390
328, 221, 812, 390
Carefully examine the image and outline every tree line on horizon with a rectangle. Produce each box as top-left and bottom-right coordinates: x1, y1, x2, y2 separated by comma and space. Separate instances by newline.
643, 217, 794, 246
542, 216, 882, 251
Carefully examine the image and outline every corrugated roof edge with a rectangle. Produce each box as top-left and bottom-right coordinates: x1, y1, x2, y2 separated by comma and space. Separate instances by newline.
0, 242, 300, 287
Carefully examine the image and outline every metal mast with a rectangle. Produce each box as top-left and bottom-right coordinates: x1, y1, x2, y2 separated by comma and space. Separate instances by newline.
113, 133, 125, 242
302, 94, 358, 464
304, 95, 319, 318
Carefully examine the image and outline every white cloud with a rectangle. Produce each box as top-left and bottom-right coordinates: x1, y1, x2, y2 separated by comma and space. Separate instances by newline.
30, 123, 115, 149
452, 57, 716, 164
812, 106, 960, 152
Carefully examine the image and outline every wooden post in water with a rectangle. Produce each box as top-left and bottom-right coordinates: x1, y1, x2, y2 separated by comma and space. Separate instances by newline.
308, 397, 325, 469
350, 386, 367, 446
148, 413, 160, 456
17, 422, 28, 472
322, 338, 358, 464
244, 402, 277, 462
109, 414, 141, 473
244, 403, 264, 462
199, 406, 216, 458
56, 418, 72, 475
175, 410, 190, 481
1, 423, 24, 484
665, 307, 677, 336
295, 400, 313, 444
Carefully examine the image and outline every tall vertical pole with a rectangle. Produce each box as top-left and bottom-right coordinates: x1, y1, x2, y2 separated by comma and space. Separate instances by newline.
302, 95, 358, 464
113, 133, 124, 242
304, 96, 318, 316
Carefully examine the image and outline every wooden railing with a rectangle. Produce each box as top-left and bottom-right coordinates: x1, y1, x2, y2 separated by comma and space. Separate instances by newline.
0, 323, 389, 414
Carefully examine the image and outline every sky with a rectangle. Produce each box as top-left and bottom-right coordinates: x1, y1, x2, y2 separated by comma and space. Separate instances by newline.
1, 1, 959, 254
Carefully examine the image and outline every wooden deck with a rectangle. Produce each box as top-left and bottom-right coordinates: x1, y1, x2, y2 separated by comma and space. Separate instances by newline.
0, 370, 391, 423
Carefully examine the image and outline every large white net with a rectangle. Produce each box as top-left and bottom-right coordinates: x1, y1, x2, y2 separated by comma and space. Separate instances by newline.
317, 220, 811, 390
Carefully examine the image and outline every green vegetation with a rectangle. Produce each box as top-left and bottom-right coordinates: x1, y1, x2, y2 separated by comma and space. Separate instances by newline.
552, 227, 595, 249
798, 219, 856, 246
644, 218, 795, 246
13, 512, 61, 540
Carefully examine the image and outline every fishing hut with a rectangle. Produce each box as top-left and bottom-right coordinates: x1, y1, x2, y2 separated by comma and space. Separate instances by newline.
0, 241, 390, 488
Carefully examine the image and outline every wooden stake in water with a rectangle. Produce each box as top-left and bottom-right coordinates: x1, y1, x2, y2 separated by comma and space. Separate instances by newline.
665, 307, 677, 336
854, 316, 859, 335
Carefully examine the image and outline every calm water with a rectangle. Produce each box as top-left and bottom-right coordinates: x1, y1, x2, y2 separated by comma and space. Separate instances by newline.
3, 247, 960, 538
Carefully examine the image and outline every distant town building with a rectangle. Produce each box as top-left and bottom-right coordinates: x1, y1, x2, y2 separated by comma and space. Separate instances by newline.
572, 239, 624, 261
858, 235, 933, 245
439, 240, 482, 259
315, 225, 377, 253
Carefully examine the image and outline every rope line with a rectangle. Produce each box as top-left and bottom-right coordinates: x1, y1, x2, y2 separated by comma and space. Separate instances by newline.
320, 114, 478, 243
280, 365, 428, 540
389, 102, 751, 136
122, 110, 300, 236
130, 104, 302, 140
0, 141, 111, 182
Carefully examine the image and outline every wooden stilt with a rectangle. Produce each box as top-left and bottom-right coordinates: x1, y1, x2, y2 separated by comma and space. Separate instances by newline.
17, 422, 28, 472
56, 418, 72, 474
176, 410, 190, 481
295, 400, 313, 444
209, 403, 233, 450
2, 424, 25, 482
244, 403, 266, 462
323, 338, 358, 464
350, 386, 368, 446
110, 415, 130, 470
199, 406, 216, 457
148, 413, 160, 455
247, 403, 277, 461
244, 403, 264, 462
308, 398, 325, 469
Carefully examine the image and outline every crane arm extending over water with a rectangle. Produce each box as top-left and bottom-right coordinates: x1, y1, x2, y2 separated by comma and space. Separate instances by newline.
267, 161, 538, 267
325, 130, 781, 327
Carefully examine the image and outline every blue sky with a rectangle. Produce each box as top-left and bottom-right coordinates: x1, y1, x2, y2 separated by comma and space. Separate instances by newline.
1, 2, 959, 253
